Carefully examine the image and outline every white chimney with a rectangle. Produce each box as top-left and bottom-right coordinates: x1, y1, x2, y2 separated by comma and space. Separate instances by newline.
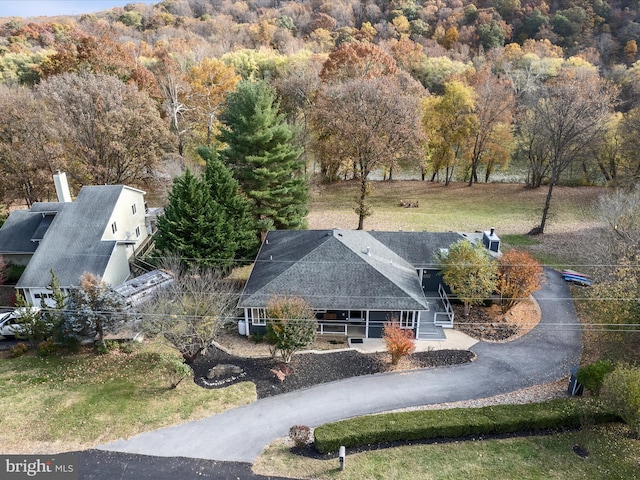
53, 171, 72, 203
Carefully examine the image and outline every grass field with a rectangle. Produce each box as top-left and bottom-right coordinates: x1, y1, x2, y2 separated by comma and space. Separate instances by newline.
254, 425, 640, 479
308, 181, 607, 267
0, 345, 256, 453
308, 181, 604, 233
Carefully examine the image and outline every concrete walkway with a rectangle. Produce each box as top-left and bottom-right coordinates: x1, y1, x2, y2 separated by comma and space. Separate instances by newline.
350, 328, 479, 353
101, 269, 581, 463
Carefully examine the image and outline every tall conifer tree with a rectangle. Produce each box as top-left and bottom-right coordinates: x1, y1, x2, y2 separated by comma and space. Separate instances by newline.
198, 146, 258, 261
155, 168, 236, 269
217, 80, 308, 233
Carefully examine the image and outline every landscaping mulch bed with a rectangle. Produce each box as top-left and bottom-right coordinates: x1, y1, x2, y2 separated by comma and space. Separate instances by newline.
192, 349, 474, 399
453, 304, 520, 342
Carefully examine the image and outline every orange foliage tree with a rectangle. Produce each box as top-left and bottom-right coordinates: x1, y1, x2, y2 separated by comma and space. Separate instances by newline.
497, 249, 544, 313
382, 320, 416, 365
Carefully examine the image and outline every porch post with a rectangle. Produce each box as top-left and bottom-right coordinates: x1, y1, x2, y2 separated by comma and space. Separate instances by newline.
244, 308, 250, 337
365, 310, 370, 338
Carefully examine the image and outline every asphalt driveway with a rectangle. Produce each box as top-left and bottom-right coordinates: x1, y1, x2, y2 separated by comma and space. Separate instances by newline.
101, 269, 581, 463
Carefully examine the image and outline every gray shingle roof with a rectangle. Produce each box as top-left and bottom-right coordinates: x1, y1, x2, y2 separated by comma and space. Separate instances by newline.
370, 231, 468, 268
0, 203, 66, 254
16, 186, 126, 289
238, 229, 458, 311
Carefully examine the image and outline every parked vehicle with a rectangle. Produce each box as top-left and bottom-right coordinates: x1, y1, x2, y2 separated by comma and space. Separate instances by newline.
0, 307, 42, 339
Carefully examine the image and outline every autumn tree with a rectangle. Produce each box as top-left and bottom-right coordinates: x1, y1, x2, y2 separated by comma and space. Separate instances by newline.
497, 249, 543, 313
0, 85, 62, 206
383, 320, 416, 365
62, 272, 128, 349
153, 47, 192, 155
320, 42, 398, 82
266, 295, 316, 363
588, 113, 624, 186
618, 108, 640, 185
36, 72, 171, 186
436, 240, 498, 316
141, 259, 241, 364
311, 74, 425, 229
39, 31, 151, 88
522, 66, 616, 234
583, 188, 640, 360
188, 58, 240, 145
466, 68, 515, 185
422, 80, 477, 185
218, 80, 308, 234
273, 56, 323, 169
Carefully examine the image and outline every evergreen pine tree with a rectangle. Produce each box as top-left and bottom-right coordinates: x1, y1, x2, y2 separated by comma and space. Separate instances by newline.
198, 146, 259, 261
155, 168, 236, 269
217, 80, 308, 233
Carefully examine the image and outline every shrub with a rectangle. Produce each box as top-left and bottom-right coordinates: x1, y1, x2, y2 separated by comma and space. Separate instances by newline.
9, 342, 29, 358
313, 399, 619, 453
601, 364, 640, 438
37, 338, 57, 357
382, 320, 415, 365
289, 425, 312, 449
251, 332, 265, 343
159, 353, 193, 389
266, 295, 316, 363
577, 359, 615, 396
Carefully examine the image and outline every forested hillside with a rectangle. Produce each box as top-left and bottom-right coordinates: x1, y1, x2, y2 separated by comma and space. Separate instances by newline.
0, 0, 639, 225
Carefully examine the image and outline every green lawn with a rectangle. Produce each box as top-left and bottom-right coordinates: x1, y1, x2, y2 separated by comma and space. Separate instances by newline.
0, 346, 256, 453
254, 425, 640, 479
308, 181, 604, 235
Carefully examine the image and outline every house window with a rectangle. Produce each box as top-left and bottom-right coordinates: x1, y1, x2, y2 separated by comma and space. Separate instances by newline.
135, 226, 141, 237
399, 311, 414, 329
251, 308, 267, 326
111, 221, 117, 234
132, 204, 137, 215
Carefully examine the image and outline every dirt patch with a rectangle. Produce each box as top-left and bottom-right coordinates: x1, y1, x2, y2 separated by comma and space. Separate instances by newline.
453, 297, 541, 342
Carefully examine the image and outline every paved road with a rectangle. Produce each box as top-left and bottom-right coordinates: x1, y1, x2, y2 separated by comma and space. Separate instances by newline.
101, 269, 581, 463
77, 450, 287, 480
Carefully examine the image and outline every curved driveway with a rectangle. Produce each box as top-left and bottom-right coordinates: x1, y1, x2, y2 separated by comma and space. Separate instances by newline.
101, 269, 581, 463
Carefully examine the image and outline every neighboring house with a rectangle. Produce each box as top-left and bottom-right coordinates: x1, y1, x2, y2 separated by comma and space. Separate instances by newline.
0, 173, 151, 306
238, 229, 501, 340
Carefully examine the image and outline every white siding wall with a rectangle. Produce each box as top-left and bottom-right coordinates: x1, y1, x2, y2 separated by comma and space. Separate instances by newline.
103, 244, 132, 286
101, 187, 148, 259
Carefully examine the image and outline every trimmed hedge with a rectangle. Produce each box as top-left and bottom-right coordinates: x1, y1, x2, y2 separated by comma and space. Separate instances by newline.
314, 399, 619, 453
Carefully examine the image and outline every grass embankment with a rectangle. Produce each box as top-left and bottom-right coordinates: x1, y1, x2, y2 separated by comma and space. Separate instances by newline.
0, 346, 256, 453
255, 424, 640, 480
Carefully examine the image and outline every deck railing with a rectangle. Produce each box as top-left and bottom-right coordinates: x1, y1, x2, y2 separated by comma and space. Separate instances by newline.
435, 284, 454, 327
317, 322, 348, 335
